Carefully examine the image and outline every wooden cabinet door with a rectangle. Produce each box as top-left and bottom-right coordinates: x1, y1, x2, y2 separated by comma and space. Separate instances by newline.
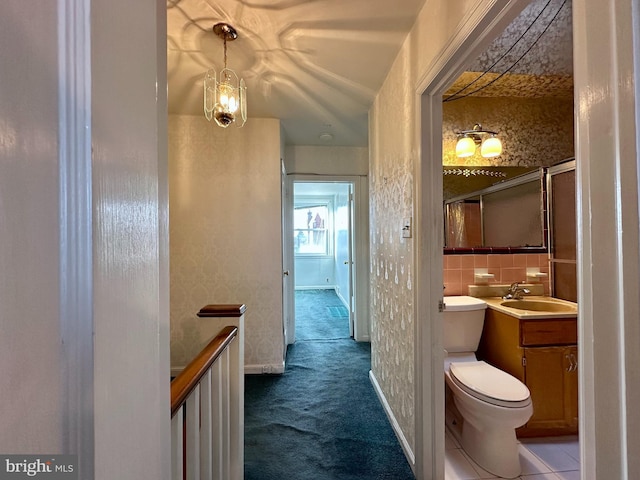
523, 346, 578, 432
564, 345, 579, 427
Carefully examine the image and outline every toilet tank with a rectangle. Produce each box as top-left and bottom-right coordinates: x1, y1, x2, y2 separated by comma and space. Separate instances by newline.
443, 296, 488, 353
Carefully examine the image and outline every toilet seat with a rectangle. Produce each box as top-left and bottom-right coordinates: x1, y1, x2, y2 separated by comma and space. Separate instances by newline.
449, 361, 531, 408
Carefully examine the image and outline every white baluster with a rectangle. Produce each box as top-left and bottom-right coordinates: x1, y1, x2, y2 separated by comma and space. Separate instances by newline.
229, 335, 243, 480
171, 406, 184, 480
200, 369, 213, 479
221, 349, 231, 480
211, 357, 223, 480
186, 385, 200, 480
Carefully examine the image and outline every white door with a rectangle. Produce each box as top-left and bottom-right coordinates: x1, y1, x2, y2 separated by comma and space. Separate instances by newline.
281, 161, 295, 349
333, 182, 354, 336
347, 183, 355, 336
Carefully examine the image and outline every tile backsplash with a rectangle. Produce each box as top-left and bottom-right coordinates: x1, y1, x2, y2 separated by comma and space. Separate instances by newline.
443, 253, 550, 296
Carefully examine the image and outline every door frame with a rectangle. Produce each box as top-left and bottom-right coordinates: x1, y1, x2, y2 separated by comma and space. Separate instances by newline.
416, 0, 640, 478
414, 1, 549, 477
281, 159, 293, 350
284, 174, 370, 345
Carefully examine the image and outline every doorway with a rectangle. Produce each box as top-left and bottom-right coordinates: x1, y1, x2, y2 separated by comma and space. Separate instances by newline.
283, 175, 370, 353
293, 181, 354, 341
437, 4, 579, 477
414, 1, 568, 477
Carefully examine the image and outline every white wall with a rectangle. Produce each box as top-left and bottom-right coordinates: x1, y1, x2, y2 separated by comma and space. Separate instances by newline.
285, 145, 368, 175
295, 257, 336, 288
169, 115, 284, 374
0, 1, 63, 453
0, 1, 171, 478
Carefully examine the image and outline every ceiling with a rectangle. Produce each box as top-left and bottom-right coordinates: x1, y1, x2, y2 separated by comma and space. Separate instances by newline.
167, 0, 426, 147
167, 0, 572, 148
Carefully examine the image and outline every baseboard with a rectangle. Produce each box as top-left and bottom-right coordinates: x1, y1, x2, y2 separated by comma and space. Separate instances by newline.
335, 289, 350, 310
369, 370, 416, 469
171, 366, 185, 378
245, 362, 285, 375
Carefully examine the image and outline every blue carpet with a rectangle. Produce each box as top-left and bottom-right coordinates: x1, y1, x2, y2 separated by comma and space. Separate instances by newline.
295, 289, 350, 341
244, 290, 415, 479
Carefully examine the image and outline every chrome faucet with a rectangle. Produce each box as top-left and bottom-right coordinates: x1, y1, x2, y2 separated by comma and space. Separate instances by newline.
503, 282, 530, 300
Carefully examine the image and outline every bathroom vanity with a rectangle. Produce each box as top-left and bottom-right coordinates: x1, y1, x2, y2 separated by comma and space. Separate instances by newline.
476, 297, 578, 437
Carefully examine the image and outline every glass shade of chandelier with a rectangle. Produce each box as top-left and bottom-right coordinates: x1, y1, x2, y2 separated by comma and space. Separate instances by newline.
204, 23, 247, 128
455, 124, 502, 158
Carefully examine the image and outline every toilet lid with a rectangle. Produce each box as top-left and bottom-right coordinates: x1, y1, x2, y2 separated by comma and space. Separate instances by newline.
449, 361, 531, 408
443, 296, 487, 312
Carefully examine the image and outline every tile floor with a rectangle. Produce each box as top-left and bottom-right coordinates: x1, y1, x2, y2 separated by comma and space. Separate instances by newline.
445, 427, 580, 480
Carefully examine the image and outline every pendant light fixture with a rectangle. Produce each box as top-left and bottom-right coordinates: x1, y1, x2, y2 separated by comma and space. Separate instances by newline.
455, 124, 502, 158
204, 23, 247, 128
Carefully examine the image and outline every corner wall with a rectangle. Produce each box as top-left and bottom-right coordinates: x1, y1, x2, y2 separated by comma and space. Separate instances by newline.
169, 115, 284, 373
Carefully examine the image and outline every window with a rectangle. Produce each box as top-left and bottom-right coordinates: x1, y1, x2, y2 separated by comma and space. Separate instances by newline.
293, 203, 330, 255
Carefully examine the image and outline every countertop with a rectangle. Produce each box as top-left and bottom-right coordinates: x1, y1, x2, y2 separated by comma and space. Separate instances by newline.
479, 295, 578, 319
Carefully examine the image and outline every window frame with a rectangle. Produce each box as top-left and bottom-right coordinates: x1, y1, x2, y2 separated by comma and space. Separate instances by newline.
293, 198, 334, 258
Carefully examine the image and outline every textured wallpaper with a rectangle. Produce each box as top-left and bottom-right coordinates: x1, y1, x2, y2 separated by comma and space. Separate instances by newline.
468, 0, 572, 77
168, 115, 284, 371
442, 95, 574, 167
369, 43, 416, 451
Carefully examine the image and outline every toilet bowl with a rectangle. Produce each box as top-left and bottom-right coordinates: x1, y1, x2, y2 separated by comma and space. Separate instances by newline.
443, 296, 533, 479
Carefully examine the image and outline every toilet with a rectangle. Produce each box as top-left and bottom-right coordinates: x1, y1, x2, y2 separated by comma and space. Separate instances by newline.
443, 296, 533, 479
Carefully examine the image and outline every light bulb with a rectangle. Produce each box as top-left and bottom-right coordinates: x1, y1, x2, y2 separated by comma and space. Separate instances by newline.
228, 95, 238, 113
480, 136, 502, 158
456, 136, 476, 158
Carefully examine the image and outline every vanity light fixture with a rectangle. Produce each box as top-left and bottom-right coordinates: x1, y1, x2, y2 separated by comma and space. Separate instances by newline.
455, 124, 502, 158
204, 23, 247, 128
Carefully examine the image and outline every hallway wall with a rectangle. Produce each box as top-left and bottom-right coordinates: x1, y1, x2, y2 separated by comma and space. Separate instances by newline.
369, 0, 506, 462
169, 115, 284, 373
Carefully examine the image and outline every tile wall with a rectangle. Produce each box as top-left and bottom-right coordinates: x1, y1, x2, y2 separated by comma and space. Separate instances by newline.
443, 253, 550, 296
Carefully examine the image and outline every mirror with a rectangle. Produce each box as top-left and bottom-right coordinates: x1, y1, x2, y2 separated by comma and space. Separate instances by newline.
444, 167, 546, 252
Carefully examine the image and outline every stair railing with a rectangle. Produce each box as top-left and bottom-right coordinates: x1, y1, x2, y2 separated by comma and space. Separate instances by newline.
170, 304, 245, 480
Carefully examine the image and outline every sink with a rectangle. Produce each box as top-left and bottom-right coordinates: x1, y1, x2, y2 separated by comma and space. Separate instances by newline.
500, 299, 576, 313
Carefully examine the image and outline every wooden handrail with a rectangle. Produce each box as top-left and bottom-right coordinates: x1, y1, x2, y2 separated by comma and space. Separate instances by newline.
197, 304, 246, 317
170, 325, 238, 417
